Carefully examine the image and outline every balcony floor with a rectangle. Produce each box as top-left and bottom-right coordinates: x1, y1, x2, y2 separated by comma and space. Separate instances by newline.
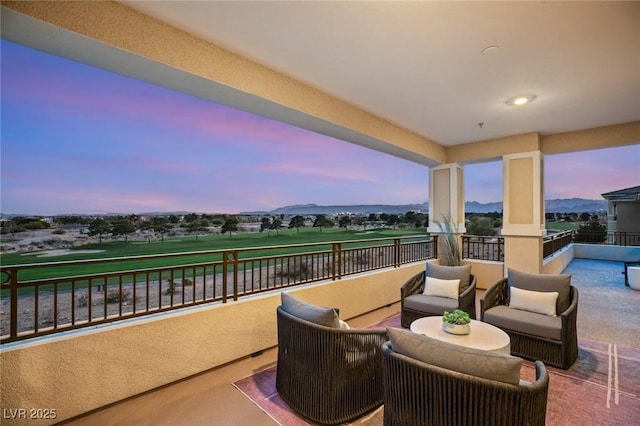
58, 259, 639, 426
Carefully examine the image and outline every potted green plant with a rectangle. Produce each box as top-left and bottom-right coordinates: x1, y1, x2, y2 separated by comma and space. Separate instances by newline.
442, 309, 471, 335
436, 215, 463, 266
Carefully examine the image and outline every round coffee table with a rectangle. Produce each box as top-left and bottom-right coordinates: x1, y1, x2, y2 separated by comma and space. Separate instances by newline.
410, 317, 511, 354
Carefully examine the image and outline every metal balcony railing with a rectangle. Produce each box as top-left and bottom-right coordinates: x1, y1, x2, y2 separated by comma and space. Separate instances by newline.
574, 231, 640, 246
461, 235, 504, 262
0, 236, 436, 343
543, 231, 574, 258
544, 230, 640, 256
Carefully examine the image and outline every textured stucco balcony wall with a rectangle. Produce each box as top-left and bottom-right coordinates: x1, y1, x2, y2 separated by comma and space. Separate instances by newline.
543, 244, 575, 275
0, 264, 421, 425
464, 259, 504, 290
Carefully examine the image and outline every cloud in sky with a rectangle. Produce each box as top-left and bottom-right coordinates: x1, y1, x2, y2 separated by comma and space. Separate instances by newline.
1, 41, 638, 216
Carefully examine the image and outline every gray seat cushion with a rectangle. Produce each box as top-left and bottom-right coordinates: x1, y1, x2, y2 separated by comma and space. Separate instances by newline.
404, 294, 458, 316
388, 327, 523, 385
508, 268, 571, 314
483, 305, 562, 341
427, 263, 472, 292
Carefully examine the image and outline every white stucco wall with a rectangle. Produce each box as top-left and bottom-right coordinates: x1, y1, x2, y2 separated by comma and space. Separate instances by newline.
573, 243, 640, 262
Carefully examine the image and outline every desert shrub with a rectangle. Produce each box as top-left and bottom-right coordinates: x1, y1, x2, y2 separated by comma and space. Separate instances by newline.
43, 238, 64, 247
77, 291, 89, 307
53, 228, 66, 235
106, 288, 133, 304
165, 279, 178, 295
164, 278, 193, 295
39, 308, 59, 327
275, 262, 311, 281
351, 252, 372, 266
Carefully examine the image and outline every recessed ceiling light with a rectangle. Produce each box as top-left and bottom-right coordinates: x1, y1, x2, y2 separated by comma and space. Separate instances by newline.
505, 94, 536, 106
482, 45, 500, 54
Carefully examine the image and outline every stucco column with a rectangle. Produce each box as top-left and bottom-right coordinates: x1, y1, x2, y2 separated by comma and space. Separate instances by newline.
502, 151, 546, 273
428, 163, 466, 263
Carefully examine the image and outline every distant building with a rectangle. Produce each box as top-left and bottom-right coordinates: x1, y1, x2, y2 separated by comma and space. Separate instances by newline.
601, 185, 640, 244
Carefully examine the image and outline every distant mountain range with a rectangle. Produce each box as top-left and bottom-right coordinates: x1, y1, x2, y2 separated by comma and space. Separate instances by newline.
253, 198, 608, 216
264, 203, 429, 216
1, 198, 607, 218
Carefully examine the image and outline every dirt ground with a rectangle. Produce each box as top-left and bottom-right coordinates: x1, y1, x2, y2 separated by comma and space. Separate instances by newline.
0, 227, 168, 254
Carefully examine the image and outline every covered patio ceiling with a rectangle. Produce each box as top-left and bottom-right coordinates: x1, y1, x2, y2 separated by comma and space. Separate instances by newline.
122, 1, 640, 146
2, 1, 639, 165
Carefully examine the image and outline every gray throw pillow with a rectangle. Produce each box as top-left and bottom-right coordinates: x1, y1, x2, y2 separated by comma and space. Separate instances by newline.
508, 268, 571, 314
387, 327, 522, 385
280, 292, 340, 328
426, 263, 472, 293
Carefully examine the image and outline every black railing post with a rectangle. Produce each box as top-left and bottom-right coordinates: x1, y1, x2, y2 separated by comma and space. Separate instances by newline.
332, 243, 342, 280
222, 252, 228, 303
431, 235, 438, 260
461, 235, 468, 259
231, 250, 239, 301
394, 238, 401, 267
5, 268, 18, 339
222, 250, 238, 302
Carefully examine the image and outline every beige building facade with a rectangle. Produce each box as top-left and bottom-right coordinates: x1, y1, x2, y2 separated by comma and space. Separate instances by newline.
603, 186, 640, 239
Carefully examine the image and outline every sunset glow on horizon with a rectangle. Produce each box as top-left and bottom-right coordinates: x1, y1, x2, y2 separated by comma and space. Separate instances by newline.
1, 40, 638, 216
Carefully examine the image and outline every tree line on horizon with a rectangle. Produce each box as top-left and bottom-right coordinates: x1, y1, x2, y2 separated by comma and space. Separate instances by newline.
0, 210, 607, 243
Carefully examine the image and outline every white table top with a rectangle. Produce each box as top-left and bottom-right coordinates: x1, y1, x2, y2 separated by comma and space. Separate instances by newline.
410, 316, 511, 354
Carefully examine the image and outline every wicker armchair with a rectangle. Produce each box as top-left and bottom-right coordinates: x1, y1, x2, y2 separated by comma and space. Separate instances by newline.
401, 271, 477, 328
480, 277, 579, 369
382, 341, 549, 426
276, 306, 388, 425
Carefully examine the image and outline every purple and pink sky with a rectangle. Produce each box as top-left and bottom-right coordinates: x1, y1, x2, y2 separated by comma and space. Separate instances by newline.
1, 40, 638, 216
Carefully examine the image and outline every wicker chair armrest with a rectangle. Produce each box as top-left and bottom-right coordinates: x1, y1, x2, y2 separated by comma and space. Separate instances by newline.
525, 360, 550, 392
480, 278, 507, 320
458, 274, 477, 318
400, 271, 425, 300
560, 286, 579, 333
337, 327, 389, 354
560, 286, 578, 317
344, 327, 389, 337
534, 361, 549, 384
341, 327, 389, 345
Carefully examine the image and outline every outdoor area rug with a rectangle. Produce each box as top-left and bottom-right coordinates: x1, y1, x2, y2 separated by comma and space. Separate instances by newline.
233, 314, 640, 425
